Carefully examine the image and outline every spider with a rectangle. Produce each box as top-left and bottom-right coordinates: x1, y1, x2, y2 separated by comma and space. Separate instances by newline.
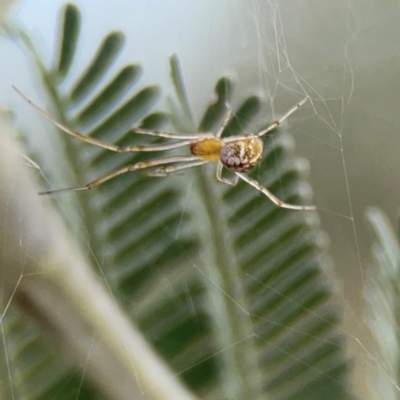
12, 86, 315, 211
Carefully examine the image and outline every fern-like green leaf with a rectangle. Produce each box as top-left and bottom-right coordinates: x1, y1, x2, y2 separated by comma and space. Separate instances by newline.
6, 3, 357, 400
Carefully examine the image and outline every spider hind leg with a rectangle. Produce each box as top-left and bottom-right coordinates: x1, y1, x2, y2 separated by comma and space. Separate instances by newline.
234, 172, 316, 211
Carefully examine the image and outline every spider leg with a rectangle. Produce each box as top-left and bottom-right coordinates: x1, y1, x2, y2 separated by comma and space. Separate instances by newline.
13, 86, 123, 152
223, 134, 257, 144
216, 162, 238, 186
39, 156, 202, 195
234, 172, 316, 211
145, 160, 208, 177
13, 86, 204, 153
215, 103, 232, 138
257, 96, 309, 138
125, 140, 192, 152
132, 128, 212, 141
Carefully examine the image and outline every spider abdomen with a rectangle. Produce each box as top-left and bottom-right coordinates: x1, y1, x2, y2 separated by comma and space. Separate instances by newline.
220, 137, 263, 172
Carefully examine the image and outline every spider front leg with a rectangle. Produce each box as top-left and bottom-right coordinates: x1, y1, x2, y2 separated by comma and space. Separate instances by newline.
12, 86, 197, 154
216, 162, 239, 186
256, 96, 309, 138
39, 156, 202, 195
234, 172, 316, 211
132, 128, 212, 141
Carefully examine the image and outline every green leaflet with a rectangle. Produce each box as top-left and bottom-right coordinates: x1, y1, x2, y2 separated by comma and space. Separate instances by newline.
56, 3, 81, 78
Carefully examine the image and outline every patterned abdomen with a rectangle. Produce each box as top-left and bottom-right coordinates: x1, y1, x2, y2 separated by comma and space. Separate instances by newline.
220, 137, 263, 172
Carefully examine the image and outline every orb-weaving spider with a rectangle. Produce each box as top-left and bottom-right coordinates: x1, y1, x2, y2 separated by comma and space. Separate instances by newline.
13, 86, 315, 211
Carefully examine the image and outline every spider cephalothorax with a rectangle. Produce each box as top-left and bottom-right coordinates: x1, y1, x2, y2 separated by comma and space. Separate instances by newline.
13, 85, 315, 210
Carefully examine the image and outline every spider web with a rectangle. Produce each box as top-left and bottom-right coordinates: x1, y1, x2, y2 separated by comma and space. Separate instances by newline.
1, 0, 400, 399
